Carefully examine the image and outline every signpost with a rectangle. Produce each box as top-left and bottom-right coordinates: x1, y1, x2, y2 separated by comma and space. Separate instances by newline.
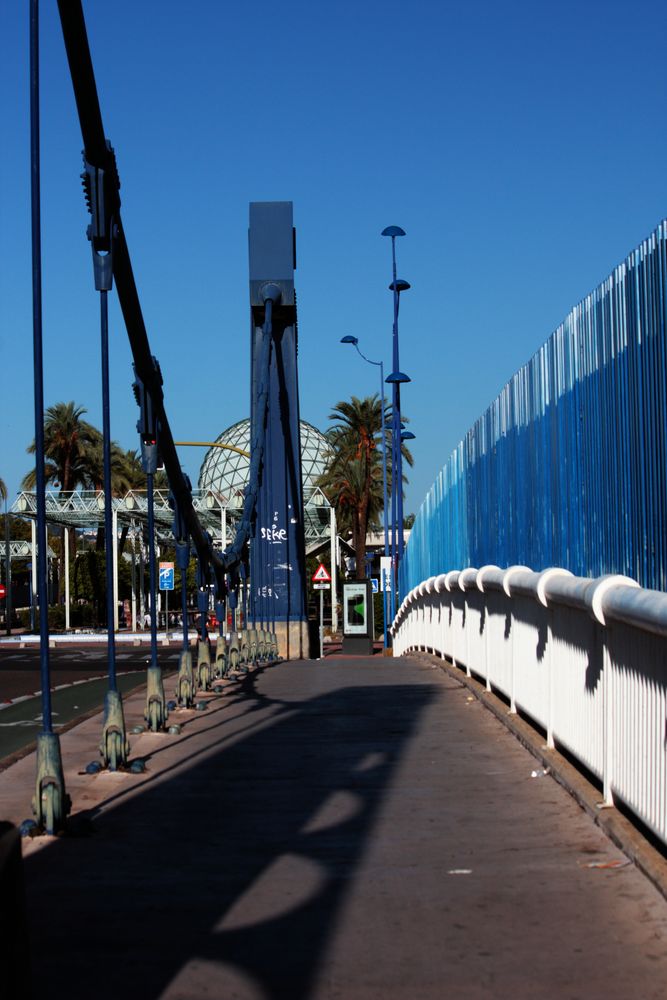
312, 563, 331, 658
159, 562, 174, 640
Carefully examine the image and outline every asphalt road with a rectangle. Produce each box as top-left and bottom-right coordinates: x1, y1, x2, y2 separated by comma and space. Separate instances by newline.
0, 646, 179, 764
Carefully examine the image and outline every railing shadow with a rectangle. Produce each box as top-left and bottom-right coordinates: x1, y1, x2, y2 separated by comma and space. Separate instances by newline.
23, 679, 435, 999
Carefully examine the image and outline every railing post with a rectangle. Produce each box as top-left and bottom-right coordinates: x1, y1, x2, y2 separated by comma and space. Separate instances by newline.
602, 635, 613, 807
502, 567, 531, 715
464, 595, 471, 677
546, 609, 555, 748
440, 599, 446, 660
477, 566, 500, 691
112, 504, 119, 631
64, 525, 70, 631
587, 575, 638, 806
31, 518, 37, 631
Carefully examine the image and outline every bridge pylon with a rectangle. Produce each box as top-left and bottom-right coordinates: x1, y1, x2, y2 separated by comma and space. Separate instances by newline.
248, 202, 309, 659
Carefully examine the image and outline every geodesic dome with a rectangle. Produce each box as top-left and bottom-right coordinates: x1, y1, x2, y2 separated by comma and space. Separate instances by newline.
198, 418, 329, 497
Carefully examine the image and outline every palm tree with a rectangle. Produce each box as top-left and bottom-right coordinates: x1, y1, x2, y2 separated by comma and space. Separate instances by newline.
318, 394, 412, 580
23, 402, 101, 492
0, 477, 6, 502
23, 402, 104, 603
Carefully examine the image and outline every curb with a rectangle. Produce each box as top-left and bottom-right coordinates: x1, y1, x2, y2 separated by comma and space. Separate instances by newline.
409, 650, 667, 905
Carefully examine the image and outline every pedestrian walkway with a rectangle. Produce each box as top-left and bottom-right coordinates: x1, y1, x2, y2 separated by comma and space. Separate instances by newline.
2, 655, 667, 999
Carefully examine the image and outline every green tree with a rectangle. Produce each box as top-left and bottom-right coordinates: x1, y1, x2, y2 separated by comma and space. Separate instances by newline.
22, 402, 104, 603
22, 401, 101, 493
318, 394, 412, 580
0, 477, 6, 502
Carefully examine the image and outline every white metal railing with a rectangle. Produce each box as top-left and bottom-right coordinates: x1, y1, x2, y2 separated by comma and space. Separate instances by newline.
391, 566, 667, 846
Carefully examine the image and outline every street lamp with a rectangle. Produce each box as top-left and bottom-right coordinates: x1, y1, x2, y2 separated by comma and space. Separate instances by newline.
340, 334, 391, 651
382, 225, 411, 618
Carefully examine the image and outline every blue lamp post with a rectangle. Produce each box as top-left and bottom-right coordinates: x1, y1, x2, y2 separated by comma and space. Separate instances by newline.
29, 0, 69, 834
382, 226, 411, 618
340, 335, 390, 651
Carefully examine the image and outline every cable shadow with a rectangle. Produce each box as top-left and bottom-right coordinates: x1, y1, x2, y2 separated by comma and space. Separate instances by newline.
23, 679, 436, 1000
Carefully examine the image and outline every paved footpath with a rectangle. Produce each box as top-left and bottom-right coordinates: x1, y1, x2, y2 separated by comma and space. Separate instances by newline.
2, 655, 667, 1000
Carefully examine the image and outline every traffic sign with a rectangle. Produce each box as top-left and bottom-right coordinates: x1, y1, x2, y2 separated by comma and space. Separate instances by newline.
313, 582, 330, 590
159, 562, 175, 591
312, 563, 331, 582
371, 578, 379, 594
0, 584, 5, 599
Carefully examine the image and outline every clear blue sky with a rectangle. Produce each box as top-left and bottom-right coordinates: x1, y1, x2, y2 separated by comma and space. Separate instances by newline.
1, 0, 666, 516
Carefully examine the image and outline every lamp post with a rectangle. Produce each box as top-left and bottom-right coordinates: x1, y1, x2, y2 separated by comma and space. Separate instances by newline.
29, 0, 68, 833
382, 225, 411, 617
340, 335, 390, 651
4, 496, 11, 637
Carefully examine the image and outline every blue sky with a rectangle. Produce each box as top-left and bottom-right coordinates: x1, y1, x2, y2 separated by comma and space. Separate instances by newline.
1, 0, 666, 516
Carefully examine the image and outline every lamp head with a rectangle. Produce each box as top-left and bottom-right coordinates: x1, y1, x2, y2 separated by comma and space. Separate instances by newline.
386, 371, 411, 385
389, 279, 411, 293
340, 336, 358, 345
381, 226, 406, 238
401, 431, 416, 441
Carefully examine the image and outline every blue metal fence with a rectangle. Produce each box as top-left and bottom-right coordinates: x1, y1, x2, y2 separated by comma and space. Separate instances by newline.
402, 219, 667, 594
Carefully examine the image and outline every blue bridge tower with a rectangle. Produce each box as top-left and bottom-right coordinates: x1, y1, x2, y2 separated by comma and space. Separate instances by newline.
248, 202, 309, 658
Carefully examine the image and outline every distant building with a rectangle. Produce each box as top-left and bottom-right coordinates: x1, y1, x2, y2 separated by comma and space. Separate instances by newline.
198, 418, 329, 496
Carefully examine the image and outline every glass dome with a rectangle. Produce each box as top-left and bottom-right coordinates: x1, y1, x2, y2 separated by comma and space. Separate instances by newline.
198, 418, 329, 497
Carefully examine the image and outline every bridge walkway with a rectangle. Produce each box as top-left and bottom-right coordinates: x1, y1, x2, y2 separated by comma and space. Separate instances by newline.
2, 654, 667, 999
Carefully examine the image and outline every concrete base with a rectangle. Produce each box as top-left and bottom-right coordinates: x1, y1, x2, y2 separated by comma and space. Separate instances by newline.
275, 619, 310, 660
342, 634, 374, 656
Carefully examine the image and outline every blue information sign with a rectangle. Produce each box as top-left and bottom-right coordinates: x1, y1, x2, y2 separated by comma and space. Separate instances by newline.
159, 562, 175, 591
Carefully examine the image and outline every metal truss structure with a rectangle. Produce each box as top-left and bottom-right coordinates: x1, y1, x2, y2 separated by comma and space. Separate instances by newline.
0, 540, 55, 561
11, 487, 332, 548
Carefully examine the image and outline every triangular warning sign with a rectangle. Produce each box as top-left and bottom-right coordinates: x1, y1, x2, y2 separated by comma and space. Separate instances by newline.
312, 563, 331, 582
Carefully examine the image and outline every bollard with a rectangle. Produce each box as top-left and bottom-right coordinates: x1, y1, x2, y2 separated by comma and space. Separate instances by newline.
247, 628, 258, 667
196, 639, 211, 691
144, 664, 168, 732
176, 649, 194, 707
32, 731, 71, 833
214, 635, 228, 678
100, 690, 131, 771
229, 632, 240, 673
239, 629, 249, 672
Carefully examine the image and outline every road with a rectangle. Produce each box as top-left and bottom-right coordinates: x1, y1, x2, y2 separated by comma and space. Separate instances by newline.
0, 645, 179, 764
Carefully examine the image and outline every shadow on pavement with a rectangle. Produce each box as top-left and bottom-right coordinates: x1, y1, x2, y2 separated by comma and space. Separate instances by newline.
23, 677, 435, 999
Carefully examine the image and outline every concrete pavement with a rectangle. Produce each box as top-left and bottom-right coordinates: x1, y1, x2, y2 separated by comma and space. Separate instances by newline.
2, 654, 667, 999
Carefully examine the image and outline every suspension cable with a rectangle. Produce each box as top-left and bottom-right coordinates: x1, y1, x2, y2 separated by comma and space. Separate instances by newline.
57, 0, 275, 599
